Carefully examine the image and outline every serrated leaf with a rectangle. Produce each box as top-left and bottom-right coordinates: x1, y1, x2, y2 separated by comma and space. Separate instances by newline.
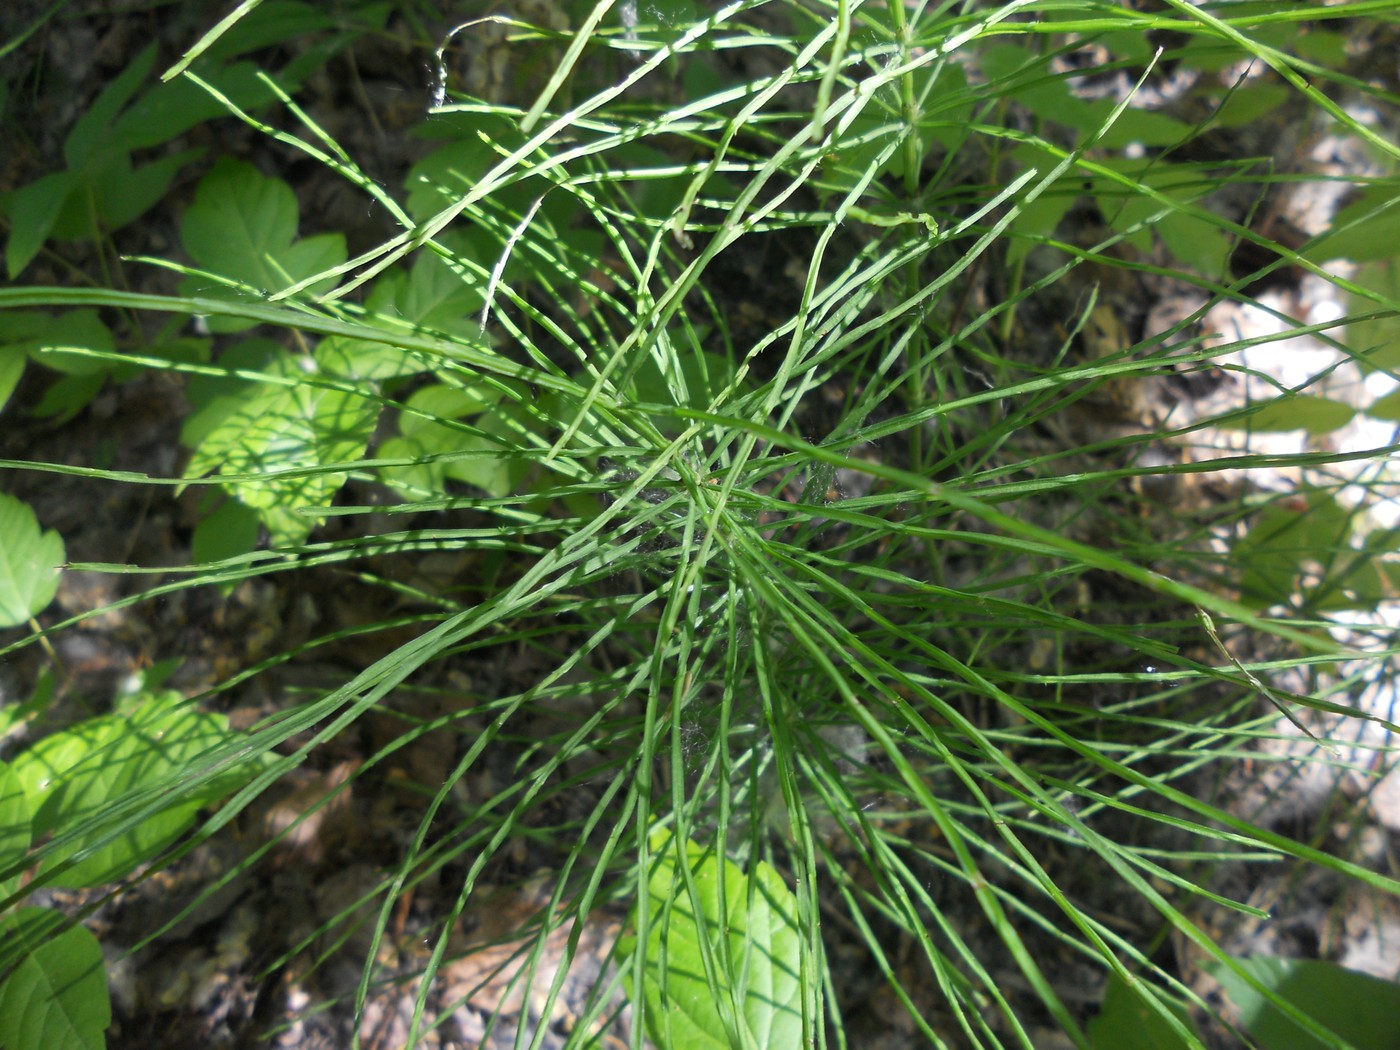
627, 829, 803, 1050
180, 338, 285, 443
381, 383, 522, 498
0, 493, 65, 628
0, 908, 110, 1050
16, 690, 274, 887
401, 383, 504, 434
181, 157, 300, 283
316, 336, 424, 382
179, 160, 346, 329
366, 241, 486, 339
184, 355, 378, 545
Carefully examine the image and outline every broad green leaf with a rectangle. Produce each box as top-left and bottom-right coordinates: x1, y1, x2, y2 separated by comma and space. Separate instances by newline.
1366, 383, 1400, 422
450, 386, 539, 495
315, 336, 423, 383
1312, 551, 1389, 613
23, 310, 116, 376
1, 14, 356, 275
1295, 28, 1348, 67
606, 143, 698, 224
9, 720, 108, 822
180, 157, 299, 280
1098, 29, 1156, 63
1213, 81, 1292, 129
0, 493, 65, 628
1005, 150, 1076, 266
975, 44, 1041, 98
444, 428, 517, 498
0, 672, 55, 756
199, 0, 340, 61
378, 381, 523, 497
1306, 182, 1400, 264
191, 497, 261, 567
0, 761, 32, 900
180, 337, 285, 446
1091, 102, 1192, 149
96, 147, 204, 231
632, 349, 742, 416
0, 309, 119, 422
1236, 491, 1352, 609
1088, 974, 1198, 1049
170, 1, 386, 90
1348, 260, 1400, 372
819, 64, 963, 193
405, 117, 536, 224
15, 690, 273, 887
538, 390, 615, 448
377, 434, 448, 498
112, 62, 280, 150
978, 44, 1195, 148
31, 374, 106, 424
0, 342, 26, 414
26, 44, 202, 249
628, 829, 803, 1050
1090, 158, 1232, 276
401, 383, 505, 434
0, 908, 110, 1050
1219, 394, 1356, 435
184, 352, 378, 546
63, 44, 156, 167
179, 158, 346, 330
1208, 956, 1400, 1050
366, 240, 486, 340
3, 171, 78, 278
3, 38, 285, 277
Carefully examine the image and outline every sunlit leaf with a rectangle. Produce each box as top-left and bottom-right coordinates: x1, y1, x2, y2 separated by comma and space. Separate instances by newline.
0, 493, 65, 628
